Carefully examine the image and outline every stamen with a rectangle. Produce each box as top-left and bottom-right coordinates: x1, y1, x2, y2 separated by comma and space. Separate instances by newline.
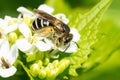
1, 57, 9, 68
0, 32, 2, 39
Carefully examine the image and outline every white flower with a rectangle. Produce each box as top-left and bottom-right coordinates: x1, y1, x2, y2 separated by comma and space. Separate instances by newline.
17, 7, 34, 18
16, 22, 34, 52
0, 39, 18, 78
16, 38, 33, 52
34, 41, 51, 51
38, 4, 54, 14
70, 28, 80, 42
17, 4, 54, 19
17, 7, 37, 24
17, 7, 33, 15
0, 16, 19, 45
2, 16, 18, 34
16, 22, 52, 53
54, 14, 69, 24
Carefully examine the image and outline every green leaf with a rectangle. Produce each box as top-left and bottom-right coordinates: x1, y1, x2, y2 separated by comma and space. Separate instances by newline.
69, 0, 112, 76
80, 14, 120, 72
70, 10, 120, 79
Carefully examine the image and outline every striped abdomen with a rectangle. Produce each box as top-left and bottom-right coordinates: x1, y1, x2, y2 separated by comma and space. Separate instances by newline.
32, 18, 53, 31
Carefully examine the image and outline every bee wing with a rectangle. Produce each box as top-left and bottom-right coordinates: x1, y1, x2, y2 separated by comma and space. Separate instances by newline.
34, 26, 54, 37
34, 9, 56, 24
34, 9, 70, 33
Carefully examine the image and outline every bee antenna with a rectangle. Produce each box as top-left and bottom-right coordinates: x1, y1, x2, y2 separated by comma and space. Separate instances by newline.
73, 41, 79, 48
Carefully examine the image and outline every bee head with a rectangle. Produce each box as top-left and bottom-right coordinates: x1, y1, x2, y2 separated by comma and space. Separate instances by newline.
63, 34, 73, 45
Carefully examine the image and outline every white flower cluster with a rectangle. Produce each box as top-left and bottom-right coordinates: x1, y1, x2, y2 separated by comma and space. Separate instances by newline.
0, 16, 18, 77
0, 4, 80, 78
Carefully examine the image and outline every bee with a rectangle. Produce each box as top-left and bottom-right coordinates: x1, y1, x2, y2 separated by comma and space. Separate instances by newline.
32, 9, 73, 49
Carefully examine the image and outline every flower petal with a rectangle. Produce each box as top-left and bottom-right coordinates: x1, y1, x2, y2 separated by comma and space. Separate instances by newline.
44, 38, 55, 48
38, 4, 54, 14
54, 14, 69, 24
0, 39, 4, 45
4, 16, 16, 21
9, 44, 18, 65
5, 24, 18, 34
0, 66, 17, 78
34, 41, 52, 51
17, 7, 34, 16
70, 28, 80, 42
16, 39, 33, 52
59, 42, 78, 53
18, 22, 32, 39
0, 17, 18, 35
0, 18, 6, 28
0, 18, 8, 33
0, 39, 9, 57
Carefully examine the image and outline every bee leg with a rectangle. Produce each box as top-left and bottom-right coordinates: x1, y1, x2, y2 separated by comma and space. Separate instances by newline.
49, 49, 59, 58
49, 49, 54, 53
63, 43, 70, 53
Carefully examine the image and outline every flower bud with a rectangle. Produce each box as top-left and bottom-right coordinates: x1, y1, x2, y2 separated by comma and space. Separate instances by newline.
36, 60, 43, 67
30, 63, 39, 77
38, 69, 46, 79
43, 58, 50, 66
57, 58, 70, 74
8, 32, 17, 44
52, 60, 59, 67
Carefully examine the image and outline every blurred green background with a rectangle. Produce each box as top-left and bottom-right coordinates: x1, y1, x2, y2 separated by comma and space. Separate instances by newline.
0, 0, 120, 80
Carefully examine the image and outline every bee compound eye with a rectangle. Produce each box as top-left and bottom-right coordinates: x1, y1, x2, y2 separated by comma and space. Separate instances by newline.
64, 34, 73, 44
58, 37, 62, 43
